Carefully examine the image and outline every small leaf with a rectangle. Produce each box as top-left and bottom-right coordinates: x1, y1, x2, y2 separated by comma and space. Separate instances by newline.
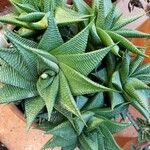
59, 70, 83, 119
38, 12, 63, 51
79, 133, 98, 150
25, 96, 45, 129
107, 31, 149, 57
74, 111, 94, 135
112, 14, 145, 30
99, 124, 121, 150
96, 27, 120, 56
0, 84, 38, 103
57, 44, 113, 76
93, 104, 129, 119
0, 66, 35, 89
17, 12, 45, 22
37, 75, 59, 120
60, 63, 113, 96
115, 29, 150, 38
55, 7, 88, 25
51, 21, 92, 55
85, 93, 104, 110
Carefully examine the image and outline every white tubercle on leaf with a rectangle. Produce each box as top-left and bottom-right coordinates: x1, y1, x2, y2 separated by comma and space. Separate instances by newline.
41, 73, 48, 79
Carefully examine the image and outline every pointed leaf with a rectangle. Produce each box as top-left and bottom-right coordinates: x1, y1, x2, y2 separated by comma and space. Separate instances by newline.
112, 14, 145, 30
59, 70, 83, 119
17, 12, 45, 22
55, 7, 88, 25
38, 12, 63, 51
99, 124, 121, 150
0, 48, 36, 80
93, 104, 129, 119
47, 121, 77, 141
130, 55, 144, 75
0, 84, 38, 103
57, 45, 113, 76
51, 21, 92, 55
25, 96, 45, 128
0, 66, 35, 89
107, 31, 148, 57
115, 29, 150, 38
60, 63, 113, 96
37, 75, 59, 120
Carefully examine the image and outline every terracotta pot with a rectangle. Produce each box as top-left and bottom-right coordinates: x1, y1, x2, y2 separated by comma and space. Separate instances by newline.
115, 106, 144, 148
123, 138, 150, 150
0, 103, 141, 150
131, 19, 150, 63
0, 104, 55, 150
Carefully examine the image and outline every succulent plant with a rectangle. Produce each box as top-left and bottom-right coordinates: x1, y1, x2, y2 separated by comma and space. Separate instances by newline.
0, 0, 149, 150
39, 104, 130, 150
95, 52, 150, 121
0, 0, 88, 36
73, 0, 150, 57
0, 13, 116, 128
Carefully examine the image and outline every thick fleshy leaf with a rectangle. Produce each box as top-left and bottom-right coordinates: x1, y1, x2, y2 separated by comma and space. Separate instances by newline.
51, 21, 92, 55
102, 118, 130, 134
110, 92, 124, 109
0, 14, 30, 29
125, 78, 150, 90
12, 2, 37, 13
0, 66, 35, 89
60, 63, 113, 96
38, 12, 63, 51
124, 80, 149, 111
59, 70, 83, 119
87, 117, 104, 132
111, 71, 122, 90
112, 14, 145, 30
74, 111, 94, 135
54, 104, 73, 124
42, 136, 76, 150
79, 133, 98, 150
132, 101, 150, 120
115, 29, 150, 38
5, 30, 38, 48
47, 121, 77, 141
73, 0, 91, 15
99, 124, 121, 150
17, 12, 45, 22
96, 0, 105, 28
5, 31, 38, 74
85, 93, 104, 110
6, 32, 59, 73
57, 45, 113, 76
37, 75, 59, 120
104, 4, 116, 29
93, 104, 129, 119
129, 55, 144, 75
55, 7, 88, 25
107, 31, 149, 57
119, 53, 130, 83
134, 74, 150, 84
0, 48, 36, 80
133, 64, 150, 76
25, 96, 45, 128
0, 84, 37, 103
